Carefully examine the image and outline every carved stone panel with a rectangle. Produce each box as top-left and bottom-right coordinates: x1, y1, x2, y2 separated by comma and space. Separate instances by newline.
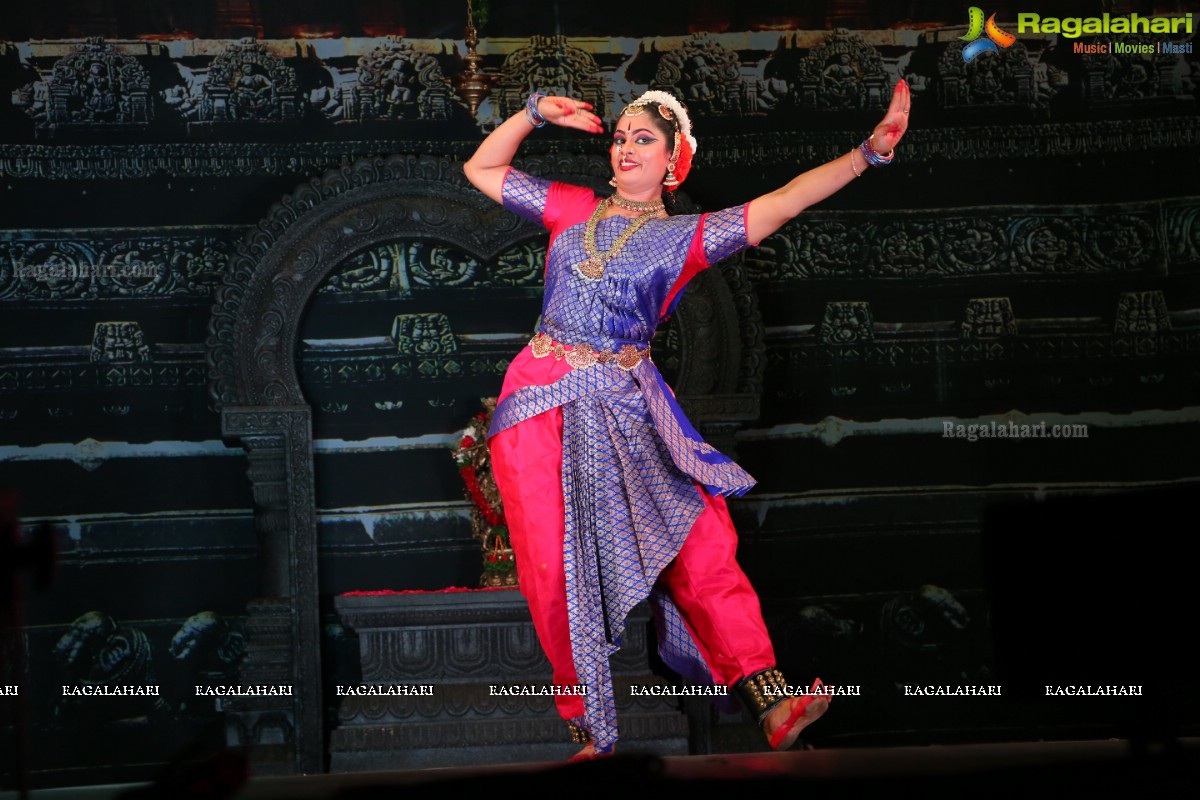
37, 38, 152, 133
344, 37, 454, 122
653, 33, 752, 116
198, 38, 303, 123
329, 591, 690, 769
797, 29, 889, 111
938, 40, 1036, 109
493, 35, 606, 120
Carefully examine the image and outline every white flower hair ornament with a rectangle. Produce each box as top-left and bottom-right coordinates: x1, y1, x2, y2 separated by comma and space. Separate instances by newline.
623, 90, 697, 190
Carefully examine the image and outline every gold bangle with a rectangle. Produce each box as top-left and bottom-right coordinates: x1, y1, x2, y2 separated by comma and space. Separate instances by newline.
850, 150, 863, 178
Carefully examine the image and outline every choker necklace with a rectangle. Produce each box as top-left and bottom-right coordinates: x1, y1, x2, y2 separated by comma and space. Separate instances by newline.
608, 193, 666, 215
577, 196, 664, 281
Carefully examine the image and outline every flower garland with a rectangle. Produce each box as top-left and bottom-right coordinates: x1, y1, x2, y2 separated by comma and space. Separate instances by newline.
457, 431, 505, 529
452, 399, 515, 580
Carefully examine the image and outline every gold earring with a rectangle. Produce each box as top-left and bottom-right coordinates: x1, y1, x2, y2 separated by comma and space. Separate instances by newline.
662, 162, 678, 187
609, 177, 618, 187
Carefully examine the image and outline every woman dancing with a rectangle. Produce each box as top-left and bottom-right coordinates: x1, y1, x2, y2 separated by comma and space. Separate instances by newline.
464, 81, 910, 759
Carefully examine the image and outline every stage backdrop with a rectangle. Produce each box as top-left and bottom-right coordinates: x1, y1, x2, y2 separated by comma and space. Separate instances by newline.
1, 0, 1197, 789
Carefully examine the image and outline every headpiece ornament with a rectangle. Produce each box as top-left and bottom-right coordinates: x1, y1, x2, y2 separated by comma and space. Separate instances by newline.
622, 90, 696, 190
623, 90, 697, 155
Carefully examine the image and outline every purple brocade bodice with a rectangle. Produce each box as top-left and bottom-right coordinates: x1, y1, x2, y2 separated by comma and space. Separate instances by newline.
538, 213, 697, 351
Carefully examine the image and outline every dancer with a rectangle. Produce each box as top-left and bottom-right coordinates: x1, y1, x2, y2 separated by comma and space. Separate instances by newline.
464, 82, 910, 758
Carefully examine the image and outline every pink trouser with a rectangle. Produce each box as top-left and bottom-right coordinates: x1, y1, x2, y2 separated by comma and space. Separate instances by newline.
490, 400, 777, 723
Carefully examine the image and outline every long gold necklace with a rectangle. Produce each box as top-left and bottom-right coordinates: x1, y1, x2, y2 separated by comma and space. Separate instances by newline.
576, 196, 664, 280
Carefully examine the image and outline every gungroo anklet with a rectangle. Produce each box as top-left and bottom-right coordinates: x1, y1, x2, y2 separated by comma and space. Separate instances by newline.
568, 721, 591, 744
733, 667, 790, 724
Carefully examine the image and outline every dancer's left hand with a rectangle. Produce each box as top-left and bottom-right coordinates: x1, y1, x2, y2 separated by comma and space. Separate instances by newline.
869, 78, 911, 155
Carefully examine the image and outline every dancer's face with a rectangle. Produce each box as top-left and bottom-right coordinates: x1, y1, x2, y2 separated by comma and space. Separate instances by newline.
610, 110, 674, 200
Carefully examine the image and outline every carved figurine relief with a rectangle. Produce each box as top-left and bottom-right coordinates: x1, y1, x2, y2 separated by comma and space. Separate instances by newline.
796, 30, 889, 110
961, 298, 1018, 339
654, 34, 749, 116
1115, 291, 1171, 334
170, 611, 247, 683
198, 38, 302, 122
1080, 35, 1187, 105
820, 301, 875, 345
493, 35, 605, 121
18, 38, 152, 130
90, 322, 152, 364
346, 37, 453, 121
52, 611, 166, 721
938, 39, 1036, 108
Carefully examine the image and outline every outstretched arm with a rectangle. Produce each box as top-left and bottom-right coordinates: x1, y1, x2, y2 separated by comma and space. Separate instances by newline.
463, 95, 604, 204
745, 79, 910, 244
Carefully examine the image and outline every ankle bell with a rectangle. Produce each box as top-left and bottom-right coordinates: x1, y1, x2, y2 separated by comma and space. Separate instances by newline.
567, 721, 591, 744
733, 667, 790, 725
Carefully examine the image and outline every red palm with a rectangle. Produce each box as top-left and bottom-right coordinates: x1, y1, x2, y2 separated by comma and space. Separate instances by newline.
870, 79, 911, 155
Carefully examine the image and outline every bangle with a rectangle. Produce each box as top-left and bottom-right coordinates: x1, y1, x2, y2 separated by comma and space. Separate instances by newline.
859, 134, 895, 167
525, 92, 547, 128
849, 149, 863, 178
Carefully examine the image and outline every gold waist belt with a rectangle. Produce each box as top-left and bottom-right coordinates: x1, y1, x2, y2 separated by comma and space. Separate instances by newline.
529, 332, 651, 371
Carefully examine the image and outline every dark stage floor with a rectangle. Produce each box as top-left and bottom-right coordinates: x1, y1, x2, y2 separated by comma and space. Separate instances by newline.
6, 739, 1199, 800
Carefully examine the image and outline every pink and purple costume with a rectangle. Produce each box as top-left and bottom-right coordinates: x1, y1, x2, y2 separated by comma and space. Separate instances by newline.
488, 168, 779, 753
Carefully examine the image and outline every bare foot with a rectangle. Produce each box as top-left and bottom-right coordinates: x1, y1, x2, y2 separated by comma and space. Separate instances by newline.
569, 742, 597, 761
762, 693, 830, 751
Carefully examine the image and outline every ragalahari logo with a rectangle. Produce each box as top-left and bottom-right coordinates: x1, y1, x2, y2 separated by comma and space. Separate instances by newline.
960, 7, 1017, 62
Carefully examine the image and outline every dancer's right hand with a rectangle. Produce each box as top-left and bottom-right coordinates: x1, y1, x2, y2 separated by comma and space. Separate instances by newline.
537, 96, 604, 134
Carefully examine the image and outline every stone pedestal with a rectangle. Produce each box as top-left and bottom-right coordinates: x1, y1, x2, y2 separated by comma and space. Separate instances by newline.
330, 589, 691, 770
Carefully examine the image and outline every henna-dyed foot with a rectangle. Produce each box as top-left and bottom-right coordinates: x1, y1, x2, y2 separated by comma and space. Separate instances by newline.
568, 742, 615, 761
762, 679, 831, 751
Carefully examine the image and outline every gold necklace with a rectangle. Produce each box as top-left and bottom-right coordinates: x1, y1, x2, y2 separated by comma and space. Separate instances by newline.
577, 196, 664, 280
608, 193, 665, 215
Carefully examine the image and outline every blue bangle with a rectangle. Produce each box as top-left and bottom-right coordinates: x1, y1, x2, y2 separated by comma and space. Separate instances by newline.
525, 92, 547, 128
859, 135, 895, 167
